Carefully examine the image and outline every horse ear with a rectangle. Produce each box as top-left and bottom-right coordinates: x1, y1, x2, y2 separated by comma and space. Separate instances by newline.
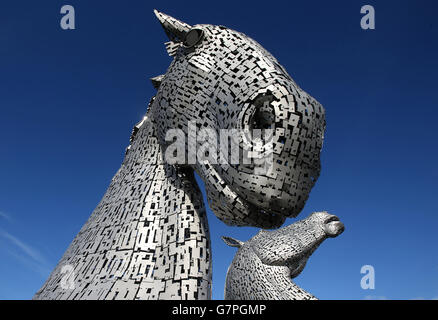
150, 74, 164, 90
221, 236, 243, 248
154, 9, 191, 43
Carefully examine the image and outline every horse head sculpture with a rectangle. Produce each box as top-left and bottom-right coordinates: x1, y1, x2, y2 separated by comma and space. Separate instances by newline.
222, 212, 344, 300
34, 10, 326, 300
152, 10, 326, 228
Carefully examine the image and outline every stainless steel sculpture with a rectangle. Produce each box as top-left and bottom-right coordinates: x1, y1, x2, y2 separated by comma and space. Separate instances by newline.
34, 10, 330, 300
222, 212, 344, 300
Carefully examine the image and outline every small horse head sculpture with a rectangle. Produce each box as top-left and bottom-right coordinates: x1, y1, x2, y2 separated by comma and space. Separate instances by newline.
222, 212, 345, 300
151, 10, 326, 229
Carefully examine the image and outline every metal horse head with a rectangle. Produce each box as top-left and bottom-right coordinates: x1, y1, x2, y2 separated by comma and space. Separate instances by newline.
151, 10, 326, 229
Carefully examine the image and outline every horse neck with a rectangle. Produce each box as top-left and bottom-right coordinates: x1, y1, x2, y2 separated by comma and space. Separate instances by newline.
34, 105, 212, 300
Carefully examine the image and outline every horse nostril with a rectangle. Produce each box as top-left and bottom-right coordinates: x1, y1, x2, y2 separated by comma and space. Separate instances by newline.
324, 220, 345, 238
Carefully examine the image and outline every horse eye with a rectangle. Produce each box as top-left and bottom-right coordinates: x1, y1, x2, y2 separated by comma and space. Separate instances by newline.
183, 29, 204, 48
251, 95, 275, 130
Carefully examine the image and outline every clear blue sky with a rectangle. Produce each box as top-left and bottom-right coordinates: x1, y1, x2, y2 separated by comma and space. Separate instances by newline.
0, 0, 437, 300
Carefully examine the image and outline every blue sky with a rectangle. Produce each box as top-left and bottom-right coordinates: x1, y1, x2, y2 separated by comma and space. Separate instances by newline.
0, 0, 437, 300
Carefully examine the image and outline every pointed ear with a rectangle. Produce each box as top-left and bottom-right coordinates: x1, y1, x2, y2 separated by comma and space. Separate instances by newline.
154, 9, 191, 43
150, 74, 164, 90
221, 236, 243, 248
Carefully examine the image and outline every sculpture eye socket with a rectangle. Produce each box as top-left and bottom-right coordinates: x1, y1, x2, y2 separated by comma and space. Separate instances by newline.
251, 95, 275, 130
183, 28, 204, 48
